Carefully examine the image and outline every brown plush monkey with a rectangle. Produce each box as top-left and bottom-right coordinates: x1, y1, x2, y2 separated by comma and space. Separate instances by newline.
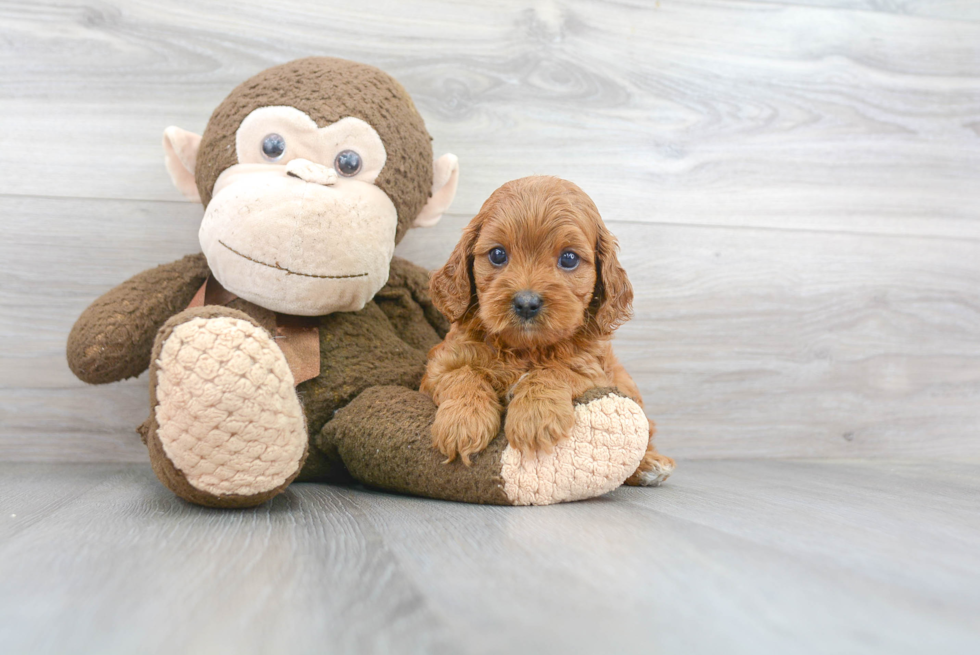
67, 57, 653, 508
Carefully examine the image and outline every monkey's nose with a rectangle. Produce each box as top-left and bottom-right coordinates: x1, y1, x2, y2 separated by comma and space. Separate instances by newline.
285, 158, 337, 186
512, 291, 543, 320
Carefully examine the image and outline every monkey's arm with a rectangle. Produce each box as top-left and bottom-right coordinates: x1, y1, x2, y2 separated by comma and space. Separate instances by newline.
373, 256, 450, 351
67, 253, 210, 384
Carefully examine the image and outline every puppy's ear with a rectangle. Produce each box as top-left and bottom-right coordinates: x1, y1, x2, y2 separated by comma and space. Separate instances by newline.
430, 215, 483, 322
591, 222, 633, 335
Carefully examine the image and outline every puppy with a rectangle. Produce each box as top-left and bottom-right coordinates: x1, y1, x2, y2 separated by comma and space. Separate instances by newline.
421, 176, 674, 486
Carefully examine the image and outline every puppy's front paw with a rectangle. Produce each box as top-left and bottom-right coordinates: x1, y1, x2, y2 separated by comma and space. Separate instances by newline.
431, 397, 501, 466
505, 394, 575, 455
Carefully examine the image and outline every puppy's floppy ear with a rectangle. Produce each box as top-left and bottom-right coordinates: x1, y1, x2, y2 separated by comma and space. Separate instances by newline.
430, 214, 483, 322
591, 222, 633, 335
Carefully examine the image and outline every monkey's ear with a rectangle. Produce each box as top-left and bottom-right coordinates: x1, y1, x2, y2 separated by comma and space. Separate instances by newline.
413, 153, 459, 228
163, 126, 202, 203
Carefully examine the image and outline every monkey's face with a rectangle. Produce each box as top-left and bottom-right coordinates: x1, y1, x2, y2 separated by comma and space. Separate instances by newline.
198, 107, 396, 315
163, 58, 459, 317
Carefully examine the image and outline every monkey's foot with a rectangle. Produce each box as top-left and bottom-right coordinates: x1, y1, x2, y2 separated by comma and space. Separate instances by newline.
322, 386, 648, 506
499, 389, 650, 505
142, 308, 308, 508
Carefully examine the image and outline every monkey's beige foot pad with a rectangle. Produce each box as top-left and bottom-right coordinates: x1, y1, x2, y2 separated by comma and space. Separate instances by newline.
321, 386, 648, 506
150, 314, 307, 504
500, 390, 649, 505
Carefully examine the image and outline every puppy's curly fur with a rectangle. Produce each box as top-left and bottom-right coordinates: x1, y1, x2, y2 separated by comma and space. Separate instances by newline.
422, 176, 673, 485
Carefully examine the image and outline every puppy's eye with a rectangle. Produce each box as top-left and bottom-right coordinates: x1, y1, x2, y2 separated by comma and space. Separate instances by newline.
335, 150, 362, 177
261, 134, 286, 162
488, 247, 508, 266
558, 251, 580, 270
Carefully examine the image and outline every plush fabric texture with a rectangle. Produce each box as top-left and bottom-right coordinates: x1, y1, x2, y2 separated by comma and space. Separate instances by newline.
321, 386, 649, 506
180, 257, 442, 437
199, 168, 398, 316
201, 108, 400, 317
414, 153, 459, 228
111, 254, 444, 491
187, 276, 321, 384
153, 314, 308, 498
195, 57, 433, 244
141, 305, 307, 508
162, 126, 202, 202
320, 385, 511, 505
373, 256, 450, 349
500, 389, 649, 506
233, 110, 388, 180
294, 257, 444, 450
142, 412, 301, 509
67, 254, 210, 384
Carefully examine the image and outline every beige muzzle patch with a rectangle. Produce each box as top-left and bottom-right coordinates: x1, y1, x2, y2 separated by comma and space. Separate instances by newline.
500, 393, 650, 506
154, 316, 307, 498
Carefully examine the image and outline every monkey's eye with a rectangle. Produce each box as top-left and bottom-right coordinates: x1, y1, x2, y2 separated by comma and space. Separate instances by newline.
261, 134, 286, 161
334, 150, 362, 177
488, 247, 508, 267
558, 251, 580, 270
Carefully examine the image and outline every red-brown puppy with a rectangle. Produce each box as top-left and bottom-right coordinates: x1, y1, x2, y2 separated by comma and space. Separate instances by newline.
421, 176, 673, 485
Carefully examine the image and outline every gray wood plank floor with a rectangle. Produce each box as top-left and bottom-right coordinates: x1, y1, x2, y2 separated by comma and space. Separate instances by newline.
1, 460, 977, 655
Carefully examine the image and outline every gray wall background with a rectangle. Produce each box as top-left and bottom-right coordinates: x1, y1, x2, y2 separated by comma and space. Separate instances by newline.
1, 0, 978, 462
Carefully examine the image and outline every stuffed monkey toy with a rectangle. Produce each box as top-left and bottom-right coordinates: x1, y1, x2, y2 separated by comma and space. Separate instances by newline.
67, 57, 653, 508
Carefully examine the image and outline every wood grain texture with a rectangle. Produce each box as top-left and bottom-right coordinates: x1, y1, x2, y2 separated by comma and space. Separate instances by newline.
0, 463, 459, 655
781, 1, 980, 21
1, 0, 978, 461
2, 196, 977, 461
1, 460, 978, 654
1, 0, 978, 237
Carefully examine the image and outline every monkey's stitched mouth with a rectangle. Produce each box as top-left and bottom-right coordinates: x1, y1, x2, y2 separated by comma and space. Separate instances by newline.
219, 240, 368, 279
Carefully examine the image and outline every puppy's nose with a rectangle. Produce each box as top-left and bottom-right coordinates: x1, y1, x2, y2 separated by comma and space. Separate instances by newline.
512, 291, 543, 320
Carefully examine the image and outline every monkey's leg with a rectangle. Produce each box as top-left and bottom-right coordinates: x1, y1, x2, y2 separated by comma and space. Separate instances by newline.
317, 386, 650, 506
139, 306, 308, 508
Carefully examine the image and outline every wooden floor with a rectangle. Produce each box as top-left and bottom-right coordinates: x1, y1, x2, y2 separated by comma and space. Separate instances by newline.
1, 460, 978, 654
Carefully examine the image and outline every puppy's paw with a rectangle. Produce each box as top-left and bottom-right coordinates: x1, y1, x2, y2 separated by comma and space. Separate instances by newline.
505, 394, 576, 455
625, 450, 675, 487
431, 397, 501, 466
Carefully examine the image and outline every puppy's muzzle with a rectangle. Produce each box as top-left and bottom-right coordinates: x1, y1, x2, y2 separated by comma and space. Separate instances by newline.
512, 291, 543, 320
